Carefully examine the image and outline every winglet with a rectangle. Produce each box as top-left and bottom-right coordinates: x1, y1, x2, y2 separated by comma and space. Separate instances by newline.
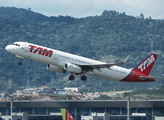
114, 55, 130, 65
123, 55, 130, 63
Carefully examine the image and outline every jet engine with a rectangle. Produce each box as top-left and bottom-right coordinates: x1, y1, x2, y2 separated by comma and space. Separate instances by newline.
64, 63, 82, 73
47, 64, 66, 73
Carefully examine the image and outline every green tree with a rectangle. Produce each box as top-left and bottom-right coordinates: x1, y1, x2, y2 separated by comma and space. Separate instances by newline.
140, 13, 144, 19
95, 94, 112, 100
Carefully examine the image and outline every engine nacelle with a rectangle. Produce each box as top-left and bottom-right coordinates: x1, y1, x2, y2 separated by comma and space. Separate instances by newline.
47, 64, 66, 73
64, 63, 82, 73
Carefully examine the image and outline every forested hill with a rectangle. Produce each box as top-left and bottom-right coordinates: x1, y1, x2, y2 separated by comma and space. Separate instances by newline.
0, 7, 164, 94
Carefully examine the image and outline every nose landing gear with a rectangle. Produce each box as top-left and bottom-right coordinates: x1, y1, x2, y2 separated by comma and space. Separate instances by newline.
14, 55, 24, 66
18, 58, 24, 65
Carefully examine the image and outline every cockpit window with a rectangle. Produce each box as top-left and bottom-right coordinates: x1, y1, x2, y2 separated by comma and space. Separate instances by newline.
12, 43, 20, 47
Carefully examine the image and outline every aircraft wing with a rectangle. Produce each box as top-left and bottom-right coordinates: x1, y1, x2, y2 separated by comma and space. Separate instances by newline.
76, 55, 130, 72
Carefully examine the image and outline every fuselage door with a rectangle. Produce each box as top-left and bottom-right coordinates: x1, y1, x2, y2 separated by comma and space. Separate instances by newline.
54, 51, 58, 60
23, 43, 32, 58
23, 43, 29, 52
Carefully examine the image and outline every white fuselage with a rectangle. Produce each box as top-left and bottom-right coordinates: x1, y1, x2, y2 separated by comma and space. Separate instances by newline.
5, 42, 132, 82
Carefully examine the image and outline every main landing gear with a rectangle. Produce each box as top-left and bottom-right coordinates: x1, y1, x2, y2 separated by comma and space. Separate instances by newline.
18, 58, 24, 65
69, 75, 75, 80
81, 75, 87, 81
69, 74, 87, 81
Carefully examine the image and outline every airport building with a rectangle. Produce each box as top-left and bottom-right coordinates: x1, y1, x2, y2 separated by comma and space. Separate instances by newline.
0, 100, 164, 120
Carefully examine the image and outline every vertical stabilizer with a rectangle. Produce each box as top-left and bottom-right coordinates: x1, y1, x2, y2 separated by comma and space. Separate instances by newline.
61, 109, 66, 120
60, 109, 75, 120
133, 53, 158, 75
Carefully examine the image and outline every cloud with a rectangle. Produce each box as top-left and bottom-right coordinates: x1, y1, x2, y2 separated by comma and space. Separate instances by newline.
119, 0, 145, 9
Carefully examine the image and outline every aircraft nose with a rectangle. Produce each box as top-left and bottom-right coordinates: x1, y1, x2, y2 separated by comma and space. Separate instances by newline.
5, 45, 13, 53
5, 45, 10, 51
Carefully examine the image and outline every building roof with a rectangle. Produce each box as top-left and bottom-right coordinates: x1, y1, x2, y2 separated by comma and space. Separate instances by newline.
0, 100, 164, 108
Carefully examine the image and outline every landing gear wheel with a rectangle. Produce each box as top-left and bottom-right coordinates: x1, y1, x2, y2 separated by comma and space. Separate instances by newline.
81, 75, 87, 81
18, 58, 24, 65
18, 62, 22, 65
69, 75, 75, 81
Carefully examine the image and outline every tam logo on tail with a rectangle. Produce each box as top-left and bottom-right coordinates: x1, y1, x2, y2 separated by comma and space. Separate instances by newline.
122, 53, 159, 82
138, 54, 155, 72
133, 53, 158, 76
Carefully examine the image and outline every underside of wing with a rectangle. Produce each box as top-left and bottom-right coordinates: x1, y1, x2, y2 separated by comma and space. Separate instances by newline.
75, 55, 130, 73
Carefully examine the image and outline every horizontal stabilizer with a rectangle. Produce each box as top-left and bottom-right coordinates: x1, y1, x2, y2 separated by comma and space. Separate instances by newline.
139, 76, 161, 80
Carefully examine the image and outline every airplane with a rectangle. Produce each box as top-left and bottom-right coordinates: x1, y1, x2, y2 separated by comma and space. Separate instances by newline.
60, 109, 75, 120
5, 41, 160, 82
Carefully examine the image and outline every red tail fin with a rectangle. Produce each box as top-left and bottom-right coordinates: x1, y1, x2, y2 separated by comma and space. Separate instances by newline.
133, 53, 158, 75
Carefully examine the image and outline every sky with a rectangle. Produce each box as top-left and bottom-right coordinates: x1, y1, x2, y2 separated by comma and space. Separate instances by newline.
0, 0, 164, 19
